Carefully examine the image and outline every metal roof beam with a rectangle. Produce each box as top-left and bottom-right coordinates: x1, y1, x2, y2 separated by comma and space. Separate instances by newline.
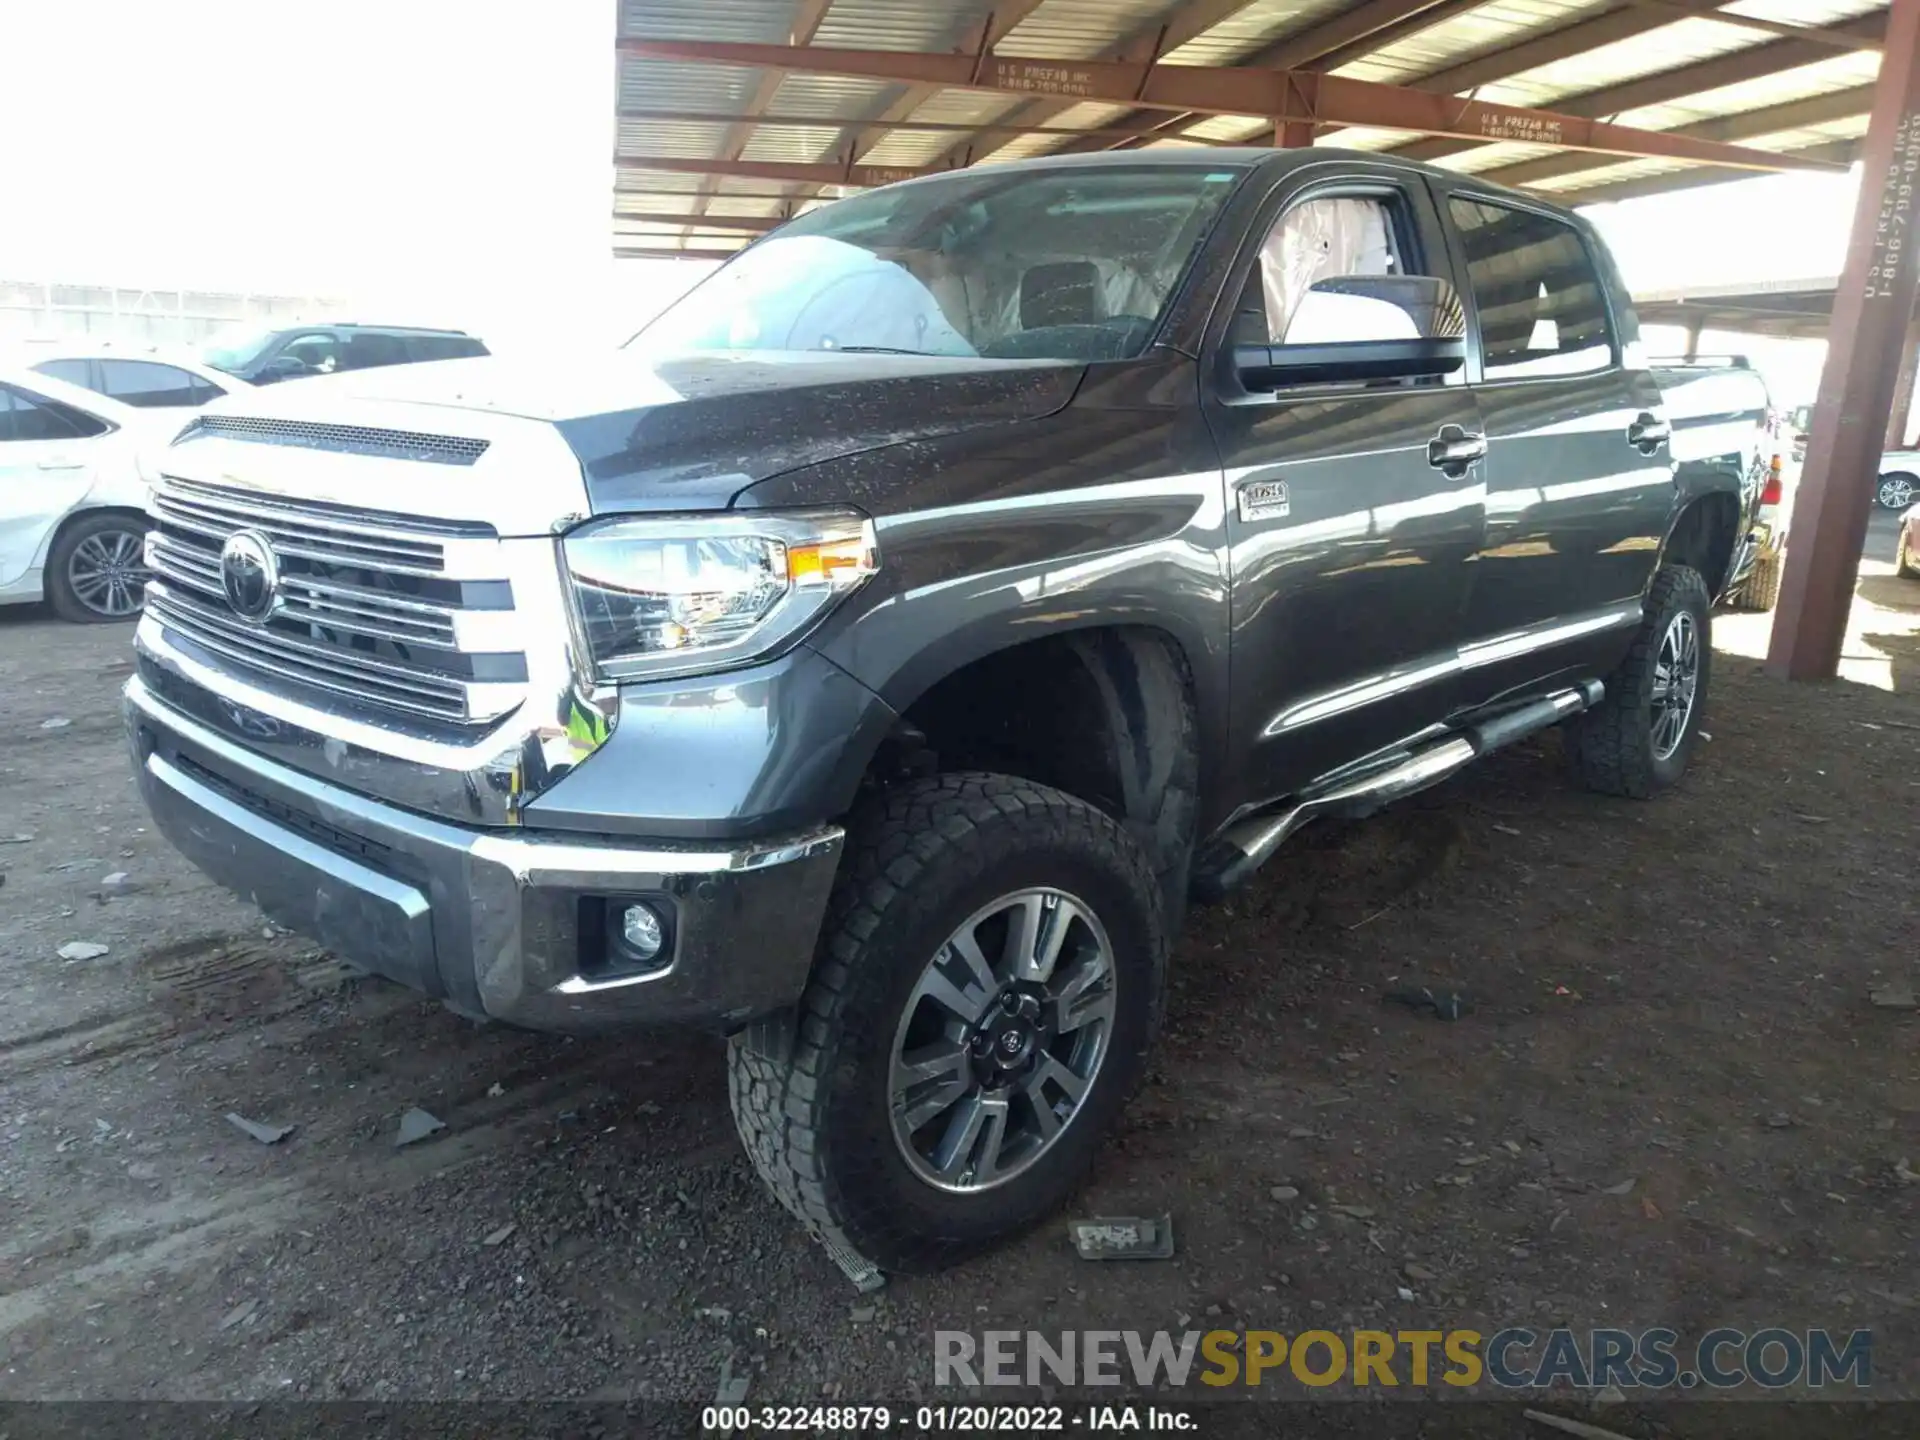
1076, 0, 1477, 154
1391, 9, 1888, 163
909, 0, 1273, 176
615, 247, 741, 261
1491, 85, 1873, 189
1625, 0, 1881, 51
617, 155, 948, 187
617, 106, 1246, 143
1564, 138, 1862, 206
612, 211, 783, 233
619, 38, 1850, 170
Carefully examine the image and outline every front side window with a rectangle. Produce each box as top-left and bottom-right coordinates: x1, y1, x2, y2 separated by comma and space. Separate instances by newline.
344, 332, 410, 369
1448, 197, 1615, 380
1226, 190, 1465, 365
283, 332, 342, 373
634, 165, 1246, 364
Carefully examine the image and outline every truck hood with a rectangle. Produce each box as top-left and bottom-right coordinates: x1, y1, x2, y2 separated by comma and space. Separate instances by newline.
283, 349, 1085, 513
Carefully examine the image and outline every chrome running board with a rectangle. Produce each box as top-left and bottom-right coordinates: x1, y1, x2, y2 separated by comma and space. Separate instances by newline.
1192, 680, 1603, 901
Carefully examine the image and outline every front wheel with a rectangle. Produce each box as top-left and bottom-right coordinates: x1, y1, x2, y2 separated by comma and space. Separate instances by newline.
1568, 564, 1711, 798
729, 772, 1167, 1274
1879, 472, 1918, 512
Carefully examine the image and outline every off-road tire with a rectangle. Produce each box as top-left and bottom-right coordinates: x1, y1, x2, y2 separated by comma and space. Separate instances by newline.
46, 511, 148, 624
1568, 564, 1711, 799
1898, 526, 1919, 580
728, 772, 1167, 1275
1726, 548, 1783, 611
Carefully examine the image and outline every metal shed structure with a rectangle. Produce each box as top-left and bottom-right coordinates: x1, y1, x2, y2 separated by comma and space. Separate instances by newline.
609, 0, 1920, 684
612, 0, 1890, 258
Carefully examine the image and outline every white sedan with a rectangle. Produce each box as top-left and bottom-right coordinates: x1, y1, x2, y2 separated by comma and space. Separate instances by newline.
0, 367, 177, 622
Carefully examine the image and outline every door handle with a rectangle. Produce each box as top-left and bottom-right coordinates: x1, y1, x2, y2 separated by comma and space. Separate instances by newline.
37, 458, 84, 471
1427, 424, 1487, 477
1627, 413, 1671, 454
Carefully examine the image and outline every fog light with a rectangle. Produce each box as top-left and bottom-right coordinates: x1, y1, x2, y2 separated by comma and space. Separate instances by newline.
618, 902, 666, 962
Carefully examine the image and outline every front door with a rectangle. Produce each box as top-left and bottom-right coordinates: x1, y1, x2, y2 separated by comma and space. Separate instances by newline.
1438, 190, 1676, 701
1202, 169, 1486, 810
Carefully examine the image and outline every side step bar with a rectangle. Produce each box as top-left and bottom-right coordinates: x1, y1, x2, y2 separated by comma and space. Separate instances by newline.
1192, 680, 1603, 901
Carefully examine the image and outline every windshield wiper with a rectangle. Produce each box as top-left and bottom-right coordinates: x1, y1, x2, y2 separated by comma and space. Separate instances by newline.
825, 345, 940, 356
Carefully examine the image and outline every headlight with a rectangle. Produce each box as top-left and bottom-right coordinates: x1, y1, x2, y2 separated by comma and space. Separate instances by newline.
561, 508, 877, 682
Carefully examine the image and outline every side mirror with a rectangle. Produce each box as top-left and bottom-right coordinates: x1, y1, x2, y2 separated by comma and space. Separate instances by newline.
1236, 273, 1467, 391
258, 355, 309, 382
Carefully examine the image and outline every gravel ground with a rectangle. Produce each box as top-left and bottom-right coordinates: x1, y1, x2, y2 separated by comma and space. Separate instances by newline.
2, 561, 1917, 1428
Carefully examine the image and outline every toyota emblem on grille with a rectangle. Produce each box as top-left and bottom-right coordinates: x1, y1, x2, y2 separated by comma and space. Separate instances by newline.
219, 529, 281, 624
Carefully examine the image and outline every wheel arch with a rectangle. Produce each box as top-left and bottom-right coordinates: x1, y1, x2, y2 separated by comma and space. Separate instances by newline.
39, 503, 149, 600
864, 622, 1204, 928
1658, 489, 1742, 599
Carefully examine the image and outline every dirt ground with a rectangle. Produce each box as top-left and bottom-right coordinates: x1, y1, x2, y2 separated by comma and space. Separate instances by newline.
2, 548, 1917, 1425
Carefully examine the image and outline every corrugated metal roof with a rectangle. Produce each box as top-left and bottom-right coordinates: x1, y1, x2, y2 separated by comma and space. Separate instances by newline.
612, 0, 1893, 255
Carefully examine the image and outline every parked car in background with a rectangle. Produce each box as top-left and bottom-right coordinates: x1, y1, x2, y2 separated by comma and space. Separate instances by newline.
1877, 454, 1919, 512
0, 367, 169, 622
12, 342, 248, 411
1898, 504, 1920, 579
128, 149, 1767, 1273
199, 324, 488, 385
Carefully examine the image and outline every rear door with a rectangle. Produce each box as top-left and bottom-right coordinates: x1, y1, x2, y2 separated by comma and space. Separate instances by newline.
1202, 163, 1486, 807
0, 385, 107, 588
1435, 186, 1674, 700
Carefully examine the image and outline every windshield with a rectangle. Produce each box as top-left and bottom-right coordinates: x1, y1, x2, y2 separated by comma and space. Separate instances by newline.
201, 327, 279, 375
632, 165, 1246, 364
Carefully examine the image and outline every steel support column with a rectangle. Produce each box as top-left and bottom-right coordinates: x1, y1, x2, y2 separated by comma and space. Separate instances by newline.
1767, 0, 1920, 681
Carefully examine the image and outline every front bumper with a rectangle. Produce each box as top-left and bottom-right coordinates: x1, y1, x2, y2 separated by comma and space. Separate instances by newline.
125, 675, 844, 1032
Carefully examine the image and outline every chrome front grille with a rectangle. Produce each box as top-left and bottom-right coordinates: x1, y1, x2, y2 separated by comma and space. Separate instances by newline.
146, 477, 526, 727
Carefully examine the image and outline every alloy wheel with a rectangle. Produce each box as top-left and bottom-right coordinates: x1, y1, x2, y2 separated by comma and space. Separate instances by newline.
66, 529, 148, 618
1881, 474, 1916, 510
1650, 610, 1700, 762
888, 887, 1117, 1193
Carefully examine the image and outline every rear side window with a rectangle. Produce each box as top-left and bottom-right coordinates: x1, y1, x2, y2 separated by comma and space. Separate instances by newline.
99, 359, 203, 407
31, 358, 97, 390
0, 384, 111, 442
344, 332, 411, 369
404, 334, 485, 361
1447, 198, 1615, 380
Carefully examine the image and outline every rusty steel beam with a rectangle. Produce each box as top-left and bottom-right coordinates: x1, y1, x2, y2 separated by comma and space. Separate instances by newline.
1490, 86, 1874, 190
1392, 9, 1889, 165
613, 211, 783, 233
1627, 0, 1882, 50
1086, 0, 1473, 155
1768, 0, 1920, 681
621, 38, 1849, 171
617, 154, 947, 187
615, 246, 742, 261
615, 106, 1249, 144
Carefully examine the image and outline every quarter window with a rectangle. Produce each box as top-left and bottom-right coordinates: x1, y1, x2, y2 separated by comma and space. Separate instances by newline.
0, 384, 109, 442
1448, 197, 1615, 380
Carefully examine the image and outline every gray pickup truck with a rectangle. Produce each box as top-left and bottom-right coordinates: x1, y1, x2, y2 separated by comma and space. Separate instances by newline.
127, 149, 1765, 1277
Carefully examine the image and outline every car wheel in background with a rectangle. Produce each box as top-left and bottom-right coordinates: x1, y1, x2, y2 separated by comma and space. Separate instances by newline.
1878, 472, 1918, 511
47, 512, 149, 623
1568, 564, 1712, 799
728, 772, 1166, 1274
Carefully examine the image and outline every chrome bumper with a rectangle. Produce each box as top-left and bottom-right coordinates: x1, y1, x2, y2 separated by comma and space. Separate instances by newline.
125, 675, 844, 1032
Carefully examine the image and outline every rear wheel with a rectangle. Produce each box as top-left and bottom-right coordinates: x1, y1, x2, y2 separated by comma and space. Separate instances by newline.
1568, 565, 1711, 798
1879, 472, 1918, 512
728, 772, 1166, 1274
47, 512, 149, 623
1726, 547, 1782, 611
